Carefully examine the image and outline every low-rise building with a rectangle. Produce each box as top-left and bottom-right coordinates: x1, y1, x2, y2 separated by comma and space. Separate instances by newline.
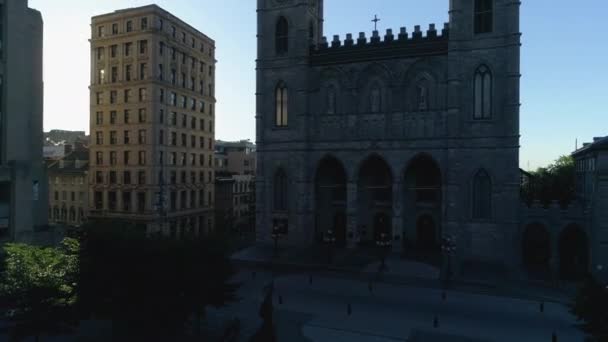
48, 148, 89, 228
215, 173, 254, 232
215, 140, 255, 175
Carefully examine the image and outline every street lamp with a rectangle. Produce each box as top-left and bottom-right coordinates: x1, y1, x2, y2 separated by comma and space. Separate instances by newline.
323, 228, 337, 264
376, 232, 392, 272
271, 225, 283, 258
441, 234, 456, 287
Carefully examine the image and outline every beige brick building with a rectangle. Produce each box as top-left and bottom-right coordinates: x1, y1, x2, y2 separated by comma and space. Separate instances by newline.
0, 0, 47, 241
48, 148, 89, 228
89, 5, 216, 236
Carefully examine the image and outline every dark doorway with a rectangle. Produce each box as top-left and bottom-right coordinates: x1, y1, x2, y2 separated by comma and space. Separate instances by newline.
315, 156, 347, 245
373, 212, 391, 241
405, 155, 441, 205
334, 211, 347, 247
559, 224, 588, 281
357, 155, 393, 243
522, 223, 551, 278
416, 215, 436, 250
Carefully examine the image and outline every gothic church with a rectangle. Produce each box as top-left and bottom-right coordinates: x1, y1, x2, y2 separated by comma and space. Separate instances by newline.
255, 0, 521, 271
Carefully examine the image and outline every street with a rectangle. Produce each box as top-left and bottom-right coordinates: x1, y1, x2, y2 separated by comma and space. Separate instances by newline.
210, 269, 585, 342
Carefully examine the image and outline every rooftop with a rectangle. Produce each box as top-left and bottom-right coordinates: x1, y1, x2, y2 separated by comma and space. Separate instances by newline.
572, 136, 608, 156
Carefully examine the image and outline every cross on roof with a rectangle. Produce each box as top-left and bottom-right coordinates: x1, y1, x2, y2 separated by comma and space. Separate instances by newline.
372, 14, 381, 31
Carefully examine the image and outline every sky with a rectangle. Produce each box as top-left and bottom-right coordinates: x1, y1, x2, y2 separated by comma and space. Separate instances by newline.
30, 0, 608, 170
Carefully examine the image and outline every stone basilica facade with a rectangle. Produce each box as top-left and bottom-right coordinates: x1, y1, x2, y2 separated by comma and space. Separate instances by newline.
256, 0, 522, 271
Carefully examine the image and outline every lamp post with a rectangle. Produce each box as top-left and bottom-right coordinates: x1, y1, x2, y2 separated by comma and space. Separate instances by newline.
323, 228, 337, 264
441, 234, 456, 287
376, 232, 392, 272
271, 225, 283, 258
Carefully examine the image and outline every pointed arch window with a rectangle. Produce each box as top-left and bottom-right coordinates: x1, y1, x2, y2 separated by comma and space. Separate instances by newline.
416, 81, 430, 111
370, 85, 381, 113
275, 83, 288, 127
474, 65, 492, 119
273, 169, 288, 211
276, 17, 289, 55
472, 169, 492, 220
326, 86, 337, 114
474, 0, 493, 34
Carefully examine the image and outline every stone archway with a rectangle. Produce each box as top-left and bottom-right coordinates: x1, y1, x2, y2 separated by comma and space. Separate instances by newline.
404, 154, 441, 253
522, 223, 551, 278
315, 156, 347, 246
559, 224, 588, 281
357, 155, 393, 243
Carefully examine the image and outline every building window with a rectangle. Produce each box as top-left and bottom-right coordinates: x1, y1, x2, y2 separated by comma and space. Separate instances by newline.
125, 64, 132, 81
124, 170, 131, 184
96, 152, 103, 165
138, 108, 147, 123
137, 192, 146, 213
111, 45, 117, 58
275, 83, 288, 127
139, 63, 148, 80
124, 150, 130, 165
109, 171, 117, 184
123, 192, 132, 212
370, 85, 381, 113
474, 0, 493, 34
112, 23, 118, 35
110, 91, 117, 104
96, 112, 103, 125
472, 169, 492, 220
110, 131, 117, 145
138, 129, 146, 144
94, 192, 103, 210
111, 67, 118, 83
98, 69, 105, 84
326, 86, 337, 114
273, 169, 288, 211
159, 130, 165, 145
97, 25, 105, 37
95, 171, 104, 184
97, 47, 104, 60
138, 171, 146, 185
95, 132, 103, 145
170, 112, 177, 125
110, 151, 117, 165
474, 65, 492, 120
125, 42, 132, 57
139, 40, 148, 55
170, 92, 177, 106
124, 89, 132, 103
416, 81, 429, 112
181, 133, 187, 147
124, 109, 131, 123
141, 17, 148, 30
275, 17, 289, 55
126, 20, 133, 32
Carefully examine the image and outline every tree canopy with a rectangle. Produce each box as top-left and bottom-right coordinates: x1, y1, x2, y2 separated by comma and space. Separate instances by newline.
522, 155, 575, 206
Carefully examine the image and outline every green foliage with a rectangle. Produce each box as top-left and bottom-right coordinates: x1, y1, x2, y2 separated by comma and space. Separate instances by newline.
78, 225, 240, 340
571, 276, 608, 341
0, 238, 79, 341
523, 155, 575, 206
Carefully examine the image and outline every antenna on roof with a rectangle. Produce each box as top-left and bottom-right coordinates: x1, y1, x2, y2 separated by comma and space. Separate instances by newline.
575, 138, 578, 150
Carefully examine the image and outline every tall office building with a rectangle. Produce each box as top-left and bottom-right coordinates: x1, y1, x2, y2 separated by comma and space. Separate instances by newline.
0, 0, 47, 241
89, 5, 216, 236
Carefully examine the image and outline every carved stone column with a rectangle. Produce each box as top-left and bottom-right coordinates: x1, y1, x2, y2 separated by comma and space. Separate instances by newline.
392, 181, 403, 253
346, 181, 358, 249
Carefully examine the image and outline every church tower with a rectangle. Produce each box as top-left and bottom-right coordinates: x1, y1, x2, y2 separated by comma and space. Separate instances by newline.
255, 0, 324, 243
445, 0, 522, 269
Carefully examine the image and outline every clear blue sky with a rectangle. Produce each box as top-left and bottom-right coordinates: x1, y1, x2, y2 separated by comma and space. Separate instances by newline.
31, 0, 607, 170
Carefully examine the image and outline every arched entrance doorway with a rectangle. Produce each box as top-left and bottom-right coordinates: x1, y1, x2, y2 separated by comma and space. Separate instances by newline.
522, 223, 551, 278
404, 154, 441, 253
315, 156, 347, 247
357, 155, 393, 244
559, 224, 588, 281
373, 212, 391, 241
416, 214, 437, 250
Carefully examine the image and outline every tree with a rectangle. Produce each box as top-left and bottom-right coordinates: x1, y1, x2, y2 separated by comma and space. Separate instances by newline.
78, 224, 240, 340
525, 155, 575, 206
571, 276, 608, 341
0, 238, 79, 342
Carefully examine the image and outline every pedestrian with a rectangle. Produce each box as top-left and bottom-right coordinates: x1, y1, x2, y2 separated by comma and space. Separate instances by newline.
278, 295, 283, 305
347, 303, 352, 316
552, 331, 557, 342
540, 301, 544, 313
433, 316, 439, 328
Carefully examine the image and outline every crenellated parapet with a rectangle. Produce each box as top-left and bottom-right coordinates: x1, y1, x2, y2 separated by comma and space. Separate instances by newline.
311, 23, 450, 66
520, 199, 588, 225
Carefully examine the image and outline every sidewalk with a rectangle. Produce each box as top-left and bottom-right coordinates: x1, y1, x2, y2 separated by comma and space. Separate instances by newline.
231, 244, 575, 305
